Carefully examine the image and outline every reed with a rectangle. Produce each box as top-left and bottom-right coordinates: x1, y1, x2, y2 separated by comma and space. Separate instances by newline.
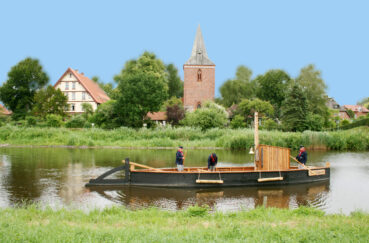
0, 125, 368, 151
0, 205, 368, 242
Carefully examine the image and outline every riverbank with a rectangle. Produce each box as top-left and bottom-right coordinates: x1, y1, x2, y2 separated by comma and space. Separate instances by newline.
0, 206, 367, 242
0, 125, 368, 151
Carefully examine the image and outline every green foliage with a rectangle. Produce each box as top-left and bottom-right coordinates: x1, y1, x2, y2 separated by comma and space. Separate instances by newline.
166, 64, 183, 98
32, 85, 68, 118
90, 100, 119, 129
1, 206, 367, 243
230, 115, 246, 129
341, 119, 350, 126
296, 64, 328, 117
346, 109, 355, 118
65, 115, 86, 128
26, 116, 37, 126
306, 113, 325, 131
255, 69, 292, 114
262, 118, 278, 131
281, 85, 308, 132
0, 57, 49, 119
46, 114, 63, 128
219, 66, 255, 107
238, 98, 274, 119
81, 103, 93, 120
186, 205, 209, 217
181, 102, 228, 130
114, 52, 168, 127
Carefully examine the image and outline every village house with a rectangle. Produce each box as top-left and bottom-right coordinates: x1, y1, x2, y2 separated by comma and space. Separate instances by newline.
54, 68, 110, 114
343, 105, 369, 119
0, 104, 12, 116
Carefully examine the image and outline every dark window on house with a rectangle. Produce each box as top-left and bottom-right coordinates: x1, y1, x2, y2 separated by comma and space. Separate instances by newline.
197, 102, 201, 109
71, 104, 75, 111
197, 69, 202, 82
69, 73, 72, 78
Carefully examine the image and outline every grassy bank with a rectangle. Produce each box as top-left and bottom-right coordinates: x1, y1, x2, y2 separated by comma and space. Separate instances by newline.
0, 125, 368, 151
0, 206, 368, 242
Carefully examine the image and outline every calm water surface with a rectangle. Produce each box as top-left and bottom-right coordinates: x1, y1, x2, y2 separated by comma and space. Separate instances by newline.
0, 147, 368, 214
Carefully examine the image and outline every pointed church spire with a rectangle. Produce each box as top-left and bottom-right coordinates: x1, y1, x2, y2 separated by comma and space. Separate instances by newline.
185, 25, 214, 65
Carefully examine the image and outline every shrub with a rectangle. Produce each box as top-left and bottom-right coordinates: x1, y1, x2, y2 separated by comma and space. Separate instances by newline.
230, 115, 246, 129
46, 114, 63, 127
65, 115, 86, 128
262, 118, 278, 131
340, 120, 350, 126
26, 116, 37, 126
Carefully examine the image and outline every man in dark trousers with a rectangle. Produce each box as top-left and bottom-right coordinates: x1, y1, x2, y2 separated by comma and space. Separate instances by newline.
296, 145, 307, 168
208, 153, 218, 171
175, 146, 185, 171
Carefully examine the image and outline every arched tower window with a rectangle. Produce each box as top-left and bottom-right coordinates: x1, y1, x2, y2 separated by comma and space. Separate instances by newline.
197, 102, 201, 109
197, 69, 202, 82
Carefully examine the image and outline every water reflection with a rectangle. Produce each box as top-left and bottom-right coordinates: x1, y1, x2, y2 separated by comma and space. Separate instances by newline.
87, 181, 330, 212
0, 147, 368, 214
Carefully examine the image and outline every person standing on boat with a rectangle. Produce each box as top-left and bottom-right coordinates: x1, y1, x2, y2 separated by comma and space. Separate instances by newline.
296, 145, 307, 168
208, 153, 218, 171
175, 146, 185, 171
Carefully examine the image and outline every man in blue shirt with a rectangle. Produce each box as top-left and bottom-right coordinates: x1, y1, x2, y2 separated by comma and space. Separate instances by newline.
208, 153, 218, 171
175, 146, 185, 171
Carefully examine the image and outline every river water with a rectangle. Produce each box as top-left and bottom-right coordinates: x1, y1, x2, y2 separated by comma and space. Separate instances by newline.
0, 147, 368, 214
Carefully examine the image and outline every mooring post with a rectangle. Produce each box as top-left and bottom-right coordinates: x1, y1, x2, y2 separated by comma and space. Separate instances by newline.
124, 158, 130, 183
254, 112, 259, 168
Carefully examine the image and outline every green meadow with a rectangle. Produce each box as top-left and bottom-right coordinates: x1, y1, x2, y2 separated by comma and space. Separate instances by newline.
0, 206, 368, 243
0, 125, 368, 151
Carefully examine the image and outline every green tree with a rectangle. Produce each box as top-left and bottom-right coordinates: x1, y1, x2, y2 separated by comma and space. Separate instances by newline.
219, 66, 256, 107
32, 85, 68, 119
230, 114, 246, 129
262, 118, 279, 131
81, 103, 93, 120
346, 109, 355, 119
91, 76, 117, 99
281, 85, 308, 132
114, 52, 168, 127
306, 113, 325, 131
237, 98, 274, 119
46, 114, 63, 127
166, 64, 183, 98
0, 58, 49, 119
255, 69, 292, 115
181, 101, 228, 130
295, 64, 328, 116
90, 100, 118, 129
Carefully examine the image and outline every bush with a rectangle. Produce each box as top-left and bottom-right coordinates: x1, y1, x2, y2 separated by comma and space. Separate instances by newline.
262, 118, 278, 131
46, 114, 63, 127
230, 115, 246, 129
181, 101, 228, 130
26, 116, 37, 126
65, 115, 86, 128
340, 120, 350, 126
306, 113, 324, 131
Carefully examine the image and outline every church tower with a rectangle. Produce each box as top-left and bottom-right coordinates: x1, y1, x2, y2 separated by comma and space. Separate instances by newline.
183, 25, 215, 111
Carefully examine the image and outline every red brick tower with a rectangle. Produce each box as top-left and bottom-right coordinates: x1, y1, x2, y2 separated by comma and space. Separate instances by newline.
183, 25, 215, 111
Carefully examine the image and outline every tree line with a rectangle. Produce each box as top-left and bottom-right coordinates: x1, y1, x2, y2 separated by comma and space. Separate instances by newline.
1, 53, 361, 131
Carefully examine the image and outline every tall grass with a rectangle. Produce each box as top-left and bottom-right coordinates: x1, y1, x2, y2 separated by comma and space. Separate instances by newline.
0, 205, 368, 242
0, 125, 368, 151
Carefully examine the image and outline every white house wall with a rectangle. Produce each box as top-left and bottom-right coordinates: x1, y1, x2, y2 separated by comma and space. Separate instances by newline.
55, 73, 99, 113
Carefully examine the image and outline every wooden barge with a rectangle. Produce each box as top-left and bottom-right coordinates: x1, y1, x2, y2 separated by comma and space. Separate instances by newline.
85, 112, 330, 188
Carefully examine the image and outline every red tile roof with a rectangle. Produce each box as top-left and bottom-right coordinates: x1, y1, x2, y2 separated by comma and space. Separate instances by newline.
0, 104, 11, 115
147, 112, 167, 121
54, 68, 110, 104
343, 105, 369, 113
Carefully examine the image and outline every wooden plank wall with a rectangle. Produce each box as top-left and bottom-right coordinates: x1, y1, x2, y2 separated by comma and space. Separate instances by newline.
256, 145, 290, 171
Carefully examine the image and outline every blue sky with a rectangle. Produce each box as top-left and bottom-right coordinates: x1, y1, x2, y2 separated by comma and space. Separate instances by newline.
0, 0, 368, 105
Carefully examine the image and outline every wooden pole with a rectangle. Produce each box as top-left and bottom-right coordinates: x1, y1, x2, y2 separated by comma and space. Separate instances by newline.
289, 155, 316, 175
254, 112, 259, 168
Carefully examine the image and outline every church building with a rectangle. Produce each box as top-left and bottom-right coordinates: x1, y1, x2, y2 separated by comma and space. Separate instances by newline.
183, 25, 215, 111
54, 68, 110, 113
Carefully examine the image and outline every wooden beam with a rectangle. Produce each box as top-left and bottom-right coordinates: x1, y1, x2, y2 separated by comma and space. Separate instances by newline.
122, 160, 163, 171
196, 179, 224, 184
258, 177, 283, 182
